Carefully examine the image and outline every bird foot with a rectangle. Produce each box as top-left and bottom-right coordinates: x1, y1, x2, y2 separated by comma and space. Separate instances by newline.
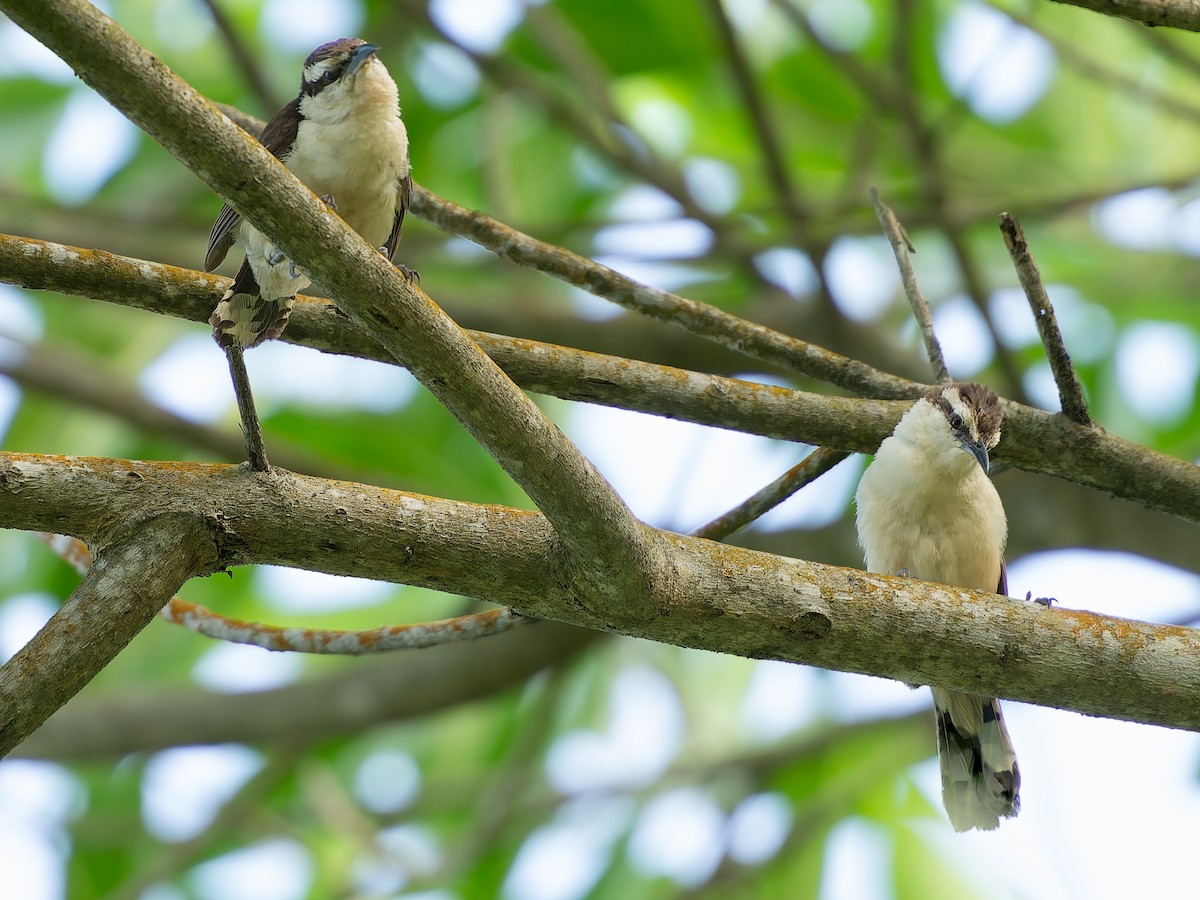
1025, 591, 1056, 608
266, 246, 286, 267
896, 567, 910, 578
320, 193, 338, 212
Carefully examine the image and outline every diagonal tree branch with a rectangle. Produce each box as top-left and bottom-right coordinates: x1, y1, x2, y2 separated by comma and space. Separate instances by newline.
0, 512, 217, 757
4, 451, 1200, 735
871, 188, 949, 383
999, 212, 1092, 424
410, 190, 914, 397
0, 0, 665, 625
1045, 0, 1200, 31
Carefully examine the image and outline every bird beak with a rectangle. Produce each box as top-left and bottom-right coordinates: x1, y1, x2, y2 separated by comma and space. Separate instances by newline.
959, 436, 990, 474
345, 43, 381, 77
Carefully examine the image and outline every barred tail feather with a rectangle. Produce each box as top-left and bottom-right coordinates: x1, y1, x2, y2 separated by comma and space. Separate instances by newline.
209, 291, 294, 349
209, 259, 294, 349
931, 687, 1020, 832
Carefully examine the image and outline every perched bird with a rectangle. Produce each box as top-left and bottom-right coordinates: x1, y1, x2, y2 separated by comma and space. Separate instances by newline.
855, 382, 1020, 832
205, 36, 414, 348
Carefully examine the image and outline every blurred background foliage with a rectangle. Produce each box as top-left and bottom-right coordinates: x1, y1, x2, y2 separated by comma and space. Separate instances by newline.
2, 0, 1200, 897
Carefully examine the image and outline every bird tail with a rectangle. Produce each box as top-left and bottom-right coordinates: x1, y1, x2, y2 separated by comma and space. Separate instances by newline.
209, 259, 294, 349
931, 687, 1020, 832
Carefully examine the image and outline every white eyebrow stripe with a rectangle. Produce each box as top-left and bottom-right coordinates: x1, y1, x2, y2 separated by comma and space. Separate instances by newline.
303, 58, 338, 83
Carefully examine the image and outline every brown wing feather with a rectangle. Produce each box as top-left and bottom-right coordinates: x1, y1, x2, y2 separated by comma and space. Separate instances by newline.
204, 97, 303, 272
382, 172, 412, 261
204, 203, 241, 272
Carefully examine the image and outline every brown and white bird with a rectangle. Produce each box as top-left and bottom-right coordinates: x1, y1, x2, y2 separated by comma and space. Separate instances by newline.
202, 37, 413, 470
855, 382, 1020, 832
205, 36, 413, 349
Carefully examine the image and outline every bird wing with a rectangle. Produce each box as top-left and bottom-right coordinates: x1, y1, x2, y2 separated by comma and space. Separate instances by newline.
203, 98, 304, 272
382, 171, 413, 261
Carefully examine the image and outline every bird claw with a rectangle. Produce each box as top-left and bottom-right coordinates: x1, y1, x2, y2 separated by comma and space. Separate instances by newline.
1025, 591, 1056, 608
896, 567, 910, 578
320, 193, 338, 212
288, 262, 305, 279
266, 246, 286, 267
395, 263, 420, 284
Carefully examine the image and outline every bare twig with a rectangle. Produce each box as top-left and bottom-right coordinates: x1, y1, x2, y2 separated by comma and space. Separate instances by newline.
871, 188, 950, 383
225, 343, 270, 471
998, 212, 1092, 425
695, 446, 851, 540
43, 530, 526, 653
411, 190, 914, 397
0, 331, 381, 480
164, 601, 525, 652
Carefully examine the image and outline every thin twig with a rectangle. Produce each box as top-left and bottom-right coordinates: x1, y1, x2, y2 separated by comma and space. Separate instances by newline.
224, 342, 271, 471
0, 330, 352, 476
163, 601, 526, 651
411, 190, 915, 397
694, 446, 851, 541
998, 212, 1092, 425
871, 188, 950, 383
41, 533, 527, 654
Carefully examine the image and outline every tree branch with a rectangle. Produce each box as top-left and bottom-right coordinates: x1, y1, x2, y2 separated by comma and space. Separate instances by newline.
999, 212, 1092, 425
4, 231, 1200, 523
1044, 0, 1200, 32
0, 512, 216, 757
0, 0, 664, 626
5, 244, 1200, 529
870, 188, 949, 383
5, 452, 1200, 733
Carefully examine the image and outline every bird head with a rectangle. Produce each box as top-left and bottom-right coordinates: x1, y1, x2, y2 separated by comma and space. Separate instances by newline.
924, 382, 1003, 474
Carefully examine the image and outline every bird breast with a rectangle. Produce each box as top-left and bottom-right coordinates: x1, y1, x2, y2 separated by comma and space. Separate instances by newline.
856, 437, 1007, 592
286, 105, 409, 249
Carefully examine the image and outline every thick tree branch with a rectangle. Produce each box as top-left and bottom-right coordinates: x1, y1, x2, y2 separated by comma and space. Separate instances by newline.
0, 512, 216, 757
4, 231, 1200, 523
4, 452, 1200, 733
0, 0, 666, 625
1045, 0, 1200, 31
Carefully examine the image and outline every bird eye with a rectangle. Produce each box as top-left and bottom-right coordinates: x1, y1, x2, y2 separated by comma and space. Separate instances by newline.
949, 413, 964, 431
